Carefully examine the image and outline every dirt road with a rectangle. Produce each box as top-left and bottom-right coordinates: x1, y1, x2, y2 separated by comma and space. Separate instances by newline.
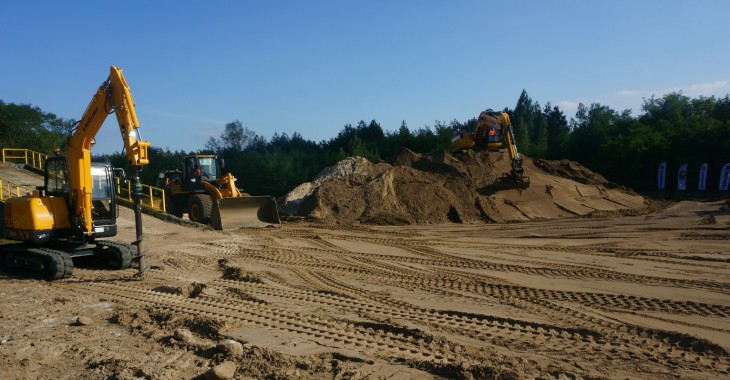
1, 200, 729, 379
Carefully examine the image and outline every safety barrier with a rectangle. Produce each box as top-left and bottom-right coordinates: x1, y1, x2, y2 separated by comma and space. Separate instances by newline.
0, 178, 35, 202
115, 178, 167, 213
1, 148, 48, 172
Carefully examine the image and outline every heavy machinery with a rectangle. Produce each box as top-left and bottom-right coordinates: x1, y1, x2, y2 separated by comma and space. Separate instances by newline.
161, 152, 280, 229
450, 109, 530, 190
0, 66, 151, 279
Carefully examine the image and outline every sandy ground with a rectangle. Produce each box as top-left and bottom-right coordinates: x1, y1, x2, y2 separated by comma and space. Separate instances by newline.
1, 198, 729, 379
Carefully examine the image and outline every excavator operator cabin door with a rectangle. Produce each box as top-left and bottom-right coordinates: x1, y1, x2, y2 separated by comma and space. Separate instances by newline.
89, 164, 117, 237
485, 127, 503, 151
44, 156, 69, 197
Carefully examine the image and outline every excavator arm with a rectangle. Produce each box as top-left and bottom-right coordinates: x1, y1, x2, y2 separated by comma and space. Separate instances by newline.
491, 111, 525, 182
66, 66, 150, 237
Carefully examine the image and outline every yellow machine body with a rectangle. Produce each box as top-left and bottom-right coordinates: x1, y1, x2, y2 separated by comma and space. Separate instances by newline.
4, 195, 71, 243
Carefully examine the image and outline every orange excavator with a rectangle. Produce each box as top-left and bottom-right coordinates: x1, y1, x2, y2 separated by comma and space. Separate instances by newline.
0, 66, 150, 279
450, 109, 530, 190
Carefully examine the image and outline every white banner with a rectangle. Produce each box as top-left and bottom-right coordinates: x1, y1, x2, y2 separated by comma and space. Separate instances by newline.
657, 162, 666, 190
677, 163, 688, 191
698, 164, 708, 191
720, 163, 730, 191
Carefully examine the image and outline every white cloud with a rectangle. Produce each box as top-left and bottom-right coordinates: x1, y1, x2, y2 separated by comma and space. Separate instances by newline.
556, 100, 581, 117
615, 90, 641, 98
654, 80, 730, 98
556, 80, 730, 117
556, 100, 580, 109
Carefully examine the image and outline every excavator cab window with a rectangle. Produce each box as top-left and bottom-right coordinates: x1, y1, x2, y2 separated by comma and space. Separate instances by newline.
90, 164, 116, 223
44, 156, 69, 196
486, 127, 502, 144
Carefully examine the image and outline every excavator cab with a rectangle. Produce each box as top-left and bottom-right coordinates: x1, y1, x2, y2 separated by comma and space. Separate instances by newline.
89, 159, 119, 238
37, 156, 120, 239
484, 127, 503, 150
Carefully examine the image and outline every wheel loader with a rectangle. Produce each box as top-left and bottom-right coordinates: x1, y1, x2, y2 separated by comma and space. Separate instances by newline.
160, 153, 280, 229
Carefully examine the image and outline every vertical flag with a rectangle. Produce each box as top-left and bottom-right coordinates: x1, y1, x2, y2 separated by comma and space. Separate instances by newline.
720, 163, 730, 191
677, 163, 688, 191
698, 164, 708, 191
657, 162, 666, 190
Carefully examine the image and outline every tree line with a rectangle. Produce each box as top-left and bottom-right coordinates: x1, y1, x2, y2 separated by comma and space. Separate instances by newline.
1, 91, 728, 196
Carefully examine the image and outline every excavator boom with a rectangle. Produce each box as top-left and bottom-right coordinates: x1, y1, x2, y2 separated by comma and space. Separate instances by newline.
68, 66, 149, 236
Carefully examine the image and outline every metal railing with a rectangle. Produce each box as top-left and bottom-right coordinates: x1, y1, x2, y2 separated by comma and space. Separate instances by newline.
115, 178, 167, 213
0, 178, 35, 202
1, 148, 48, 171
1, 147, 168, 213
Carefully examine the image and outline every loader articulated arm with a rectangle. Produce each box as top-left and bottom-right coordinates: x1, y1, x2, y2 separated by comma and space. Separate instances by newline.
66, 66, 150, 237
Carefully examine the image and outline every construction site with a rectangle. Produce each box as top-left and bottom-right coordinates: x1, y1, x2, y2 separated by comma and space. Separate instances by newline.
1, 143, 729, 379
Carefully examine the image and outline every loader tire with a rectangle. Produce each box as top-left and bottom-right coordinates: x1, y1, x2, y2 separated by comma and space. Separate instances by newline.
189, 194, 213, 224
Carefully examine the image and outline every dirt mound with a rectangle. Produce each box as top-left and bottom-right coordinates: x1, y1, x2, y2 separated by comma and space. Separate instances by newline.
279, 149, 649, 224
532, 158, 609, 185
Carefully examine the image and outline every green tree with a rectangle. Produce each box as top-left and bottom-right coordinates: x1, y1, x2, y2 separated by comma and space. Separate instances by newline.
512, 90, 533, 154
0, 101, 71, 154
545, 104, 569, 159
205, 120, 259, 153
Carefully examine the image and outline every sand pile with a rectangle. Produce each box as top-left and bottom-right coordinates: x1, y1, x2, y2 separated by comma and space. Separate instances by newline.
278, 149, 649, 224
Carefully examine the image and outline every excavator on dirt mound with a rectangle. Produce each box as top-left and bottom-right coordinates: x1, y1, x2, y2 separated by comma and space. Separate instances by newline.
0, 66, 150, 280
451, 109, 530, 190
159, 152, 280, 229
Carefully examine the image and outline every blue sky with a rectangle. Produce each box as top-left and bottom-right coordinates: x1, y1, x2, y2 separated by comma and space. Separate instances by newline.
1, 1, 729, 154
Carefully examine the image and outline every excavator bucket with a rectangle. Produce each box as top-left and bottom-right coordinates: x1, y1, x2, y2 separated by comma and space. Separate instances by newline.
210, 196, 281, 230
494, 175, 531, 190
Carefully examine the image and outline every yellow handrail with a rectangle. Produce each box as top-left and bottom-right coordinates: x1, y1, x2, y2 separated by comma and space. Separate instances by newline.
1, 148, 49, 171
115, 178, 167, 213
1, 148, 168, 213
0, 178, 35, 202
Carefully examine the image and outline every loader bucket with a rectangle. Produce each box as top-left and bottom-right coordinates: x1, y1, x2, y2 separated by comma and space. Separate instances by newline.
210, 196, 281, 230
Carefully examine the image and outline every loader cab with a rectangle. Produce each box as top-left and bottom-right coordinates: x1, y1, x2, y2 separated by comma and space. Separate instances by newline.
182, 155, 220, 192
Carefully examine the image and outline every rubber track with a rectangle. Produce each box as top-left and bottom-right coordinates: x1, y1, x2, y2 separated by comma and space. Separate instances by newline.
96, 241, 136, 269
1, 246, 73, 279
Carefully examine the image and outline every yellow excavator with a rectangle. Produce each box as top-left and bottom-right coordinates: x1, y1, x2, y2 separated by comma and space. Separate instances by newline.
0, 66, 150, 279
451, 109, 530, 190
159, 152, 280, 229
